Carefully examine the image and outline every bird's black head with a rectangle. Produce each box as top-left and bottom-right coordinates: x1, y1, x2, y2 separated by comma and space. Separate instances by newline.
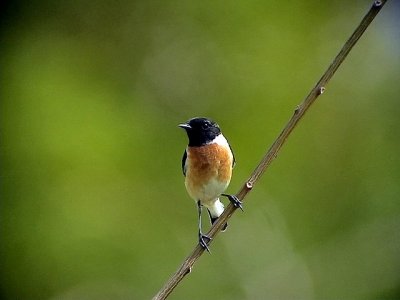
179, 117, 221, 147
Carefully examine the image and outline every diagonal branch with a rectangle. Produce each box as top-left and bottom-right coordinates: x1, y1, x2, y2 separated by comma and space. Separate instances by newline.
153, 1, 388, 299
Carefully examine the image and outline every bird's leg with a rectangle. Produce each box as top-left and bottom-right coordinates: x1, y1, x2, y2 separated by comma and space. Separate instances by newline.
221, 194, 243, 211
197, 200, 211, 252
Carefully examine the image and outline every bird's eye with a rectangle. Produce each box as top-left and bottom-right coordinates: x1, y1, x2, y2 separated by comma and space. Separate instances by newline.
202, 122, 210, 129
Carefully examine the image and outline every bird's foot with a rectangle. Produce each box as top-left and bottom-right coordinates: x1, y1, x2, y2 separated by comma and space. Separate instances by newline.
222, 194, 243, 211
198, 233, 212, 253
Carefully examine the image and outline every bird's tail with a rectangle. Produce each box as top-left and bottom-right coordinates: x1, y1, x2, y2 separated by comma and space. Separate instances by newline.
206, 198, 228, 231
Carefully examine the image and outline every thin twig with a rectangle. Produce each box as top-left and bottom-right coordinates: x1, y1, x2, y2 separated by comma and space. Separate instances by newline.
153, 1, 387, 299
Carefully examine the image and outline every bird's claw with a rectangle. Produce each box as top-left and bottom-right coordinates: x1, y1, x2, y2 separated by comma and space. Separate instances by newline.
198, 233, 212, 252
222, 194, 244, 211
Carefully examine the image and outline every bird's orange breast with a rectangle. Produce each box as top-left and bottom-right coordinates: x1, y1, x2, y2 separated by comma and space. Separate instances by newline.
186, 143, 233, 187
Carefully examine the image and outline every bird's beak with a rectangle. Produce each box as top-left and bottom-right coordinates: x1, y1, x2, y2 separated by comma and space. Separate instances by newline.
178, 123, 191, 130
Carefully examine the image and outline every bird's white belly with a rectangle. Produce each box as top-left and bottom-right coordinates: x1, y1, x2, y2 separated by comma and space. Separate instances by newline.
185, 177, 230, 206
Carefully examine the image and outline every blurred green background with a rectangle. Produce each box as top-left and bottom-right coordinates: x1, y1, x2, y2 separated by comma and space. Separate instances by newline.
1, 1, 399, 299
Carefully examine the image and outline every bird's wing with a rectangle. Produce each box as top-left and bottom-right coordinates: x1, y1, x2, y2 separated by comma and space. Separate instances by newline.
182, 149, 187, 176
229, 143, 236, 168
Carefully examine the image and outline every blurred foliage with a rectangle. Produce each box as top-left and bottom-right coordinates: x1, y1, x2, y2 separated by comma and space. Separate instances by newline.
1, 1, 400, 299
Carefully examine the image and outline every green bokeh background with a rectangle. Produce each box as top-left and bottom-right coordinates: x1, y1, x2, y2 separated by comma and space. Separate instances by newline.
1, 1, 399, 299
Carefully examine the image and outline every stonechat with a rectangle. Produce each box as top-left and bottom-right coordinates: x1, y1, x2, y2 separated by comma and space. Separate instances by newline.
179, 117, 242, 251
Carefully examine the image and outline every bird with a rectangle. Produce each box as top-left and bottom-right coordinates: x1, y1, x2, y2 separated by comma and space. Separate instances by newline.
179, 117, 242, 252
